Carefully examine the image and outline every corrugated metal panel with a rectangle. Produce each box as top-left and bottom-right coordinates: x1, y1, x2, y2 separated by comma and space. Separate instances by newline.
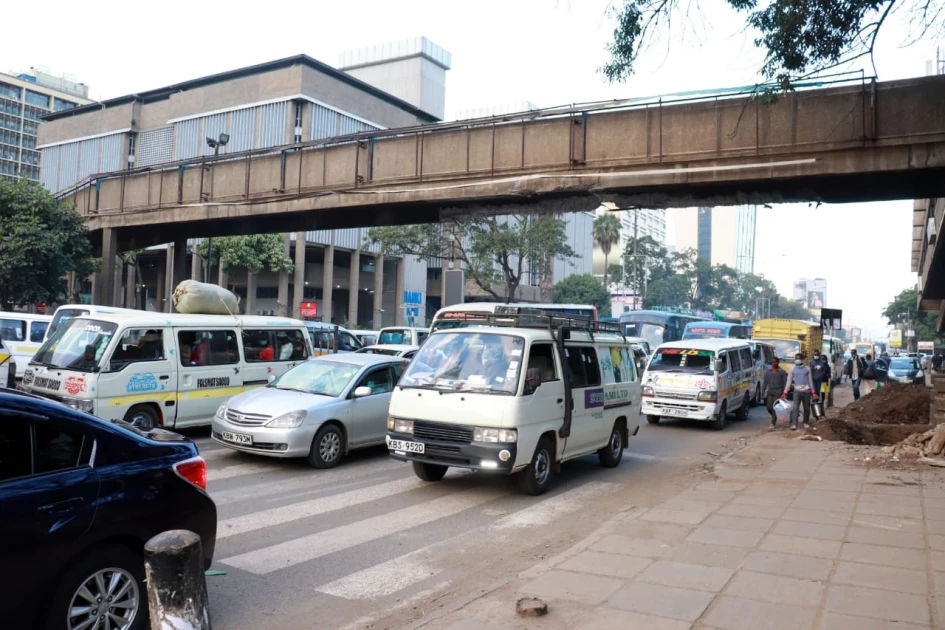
137, 127, 174, 167
338, 115, 361, 136
59, 141, 80, 190
259, 102, 287, 148
101, 133, 122, 173
40, 145, 60, 192
311, 104, 337, 141
175, 119, 200, 160
202, 113, 226, 156
305, 230, 332, 245
333, 228, 358, 250
78, 138, 101, 180
230, 107, 255, 153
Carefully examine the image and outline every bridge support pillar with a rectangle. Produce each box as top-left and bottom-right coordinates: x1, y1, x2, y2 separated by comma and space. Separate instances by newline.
293, 233, 306, 318
155, 257, 166, 312
191, 244, 203, 281
245, 271, 257, 315
278, 234, 291, 317
170, 238, 188, 310
373, 253, 384, 329
321, 242, 334, 323
92, 227, 119, 306
348, 248, 360, 327
395, 259, 405, 326
124, 261, 136, 308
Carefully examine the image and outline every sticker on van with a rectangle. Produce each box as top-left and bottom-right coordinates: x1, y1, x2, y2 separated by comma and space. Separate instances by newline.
64, 376, 86, 395
127, 373, 159, 392
198, 377, 230, 388
585, 388, 605, 408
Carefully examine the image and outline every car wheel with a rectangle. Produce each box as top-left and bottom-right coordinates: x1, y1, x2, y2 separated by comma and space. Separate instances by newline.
598, 422, 624, 468
735, 396, 749, 421
646, 415, 661, 424
48, 544, 146, 630
750, 384, 761, 407
307, 424, 344, 469
714, 402, 727, 431
124, 405, 159, 431
517, 436, 555, 496
412, 461, 448, 481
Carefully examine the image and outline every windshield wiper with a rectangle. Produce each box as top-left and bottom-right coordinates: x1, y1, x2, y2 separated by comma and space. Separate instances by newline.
399, 384, 443, 391
275, 386, 314, 394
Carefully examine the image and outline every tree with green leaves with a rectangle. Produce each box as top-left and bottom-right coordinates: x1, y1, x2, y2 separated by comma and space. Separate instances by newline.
199, 234, 293, 275
366, 215, 576, 303
769, 297, 813, 320
592, 213, 622, 289
553, 274, 612, 315
883, 286, 942, 345
600, 0, 942, 87
621, 234, 675, 298
0, 180, 96, 308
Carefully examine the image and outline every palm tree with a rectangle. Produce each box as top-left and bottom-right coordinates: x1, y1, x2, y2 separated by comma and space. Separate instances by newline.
592, 212, 622, 289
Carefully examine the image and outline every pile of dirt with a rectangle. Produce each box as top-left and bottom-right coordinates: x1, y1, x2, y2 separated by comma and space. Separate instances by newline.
811, 384, 931, 446
881, 424, 945, 458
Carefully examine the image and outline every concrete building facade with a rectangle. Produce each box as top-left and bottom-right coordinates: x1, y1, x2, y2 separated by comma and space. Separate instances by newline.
592, 207, 667, 282
0, 68, 89, 183
674, 205, 757, 274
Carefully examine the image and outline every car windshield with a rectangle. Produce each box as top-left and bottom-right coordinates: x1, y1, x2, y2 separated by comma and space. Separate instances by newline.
401, 332, 525, 395
31, 318, 116, 372
648, 348, 715, 372
356, 347, 401, 356
268, 360, 361, 397
47, 307, 90, 339
755, 339, 801, 362
890, 358, 918, 370
623, 322, 665, 350
379, 329, 412, 344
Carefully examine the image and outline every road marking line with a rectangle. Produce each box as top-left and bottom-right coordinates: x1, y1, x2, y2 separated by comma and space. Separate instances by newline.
316, 545, 440, 599
220, 488, 506, 574
206, 461, 284, 482
218, 477, 424, 539
624, 452, 660, 461
492, 482, 617, 530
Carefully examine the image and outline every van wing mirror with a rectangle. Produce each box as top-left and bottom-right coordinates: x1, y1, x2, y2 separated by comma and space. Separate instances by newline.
524, 368, 541, 394
715, 360, 726, 373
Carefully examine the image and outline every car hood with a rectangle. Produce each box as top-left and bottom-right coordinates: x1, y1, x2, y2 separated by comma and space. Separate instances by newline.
226, 386, 340, 416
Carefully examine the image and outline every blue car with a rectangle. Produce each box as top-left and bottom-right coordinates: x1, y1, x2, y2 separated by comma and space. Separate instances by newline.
0, 388, 217, 630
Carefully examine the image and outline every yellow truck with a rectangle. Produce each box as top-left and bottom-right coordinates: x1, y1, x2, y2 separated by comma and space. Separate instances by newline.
751, 319, 824, 371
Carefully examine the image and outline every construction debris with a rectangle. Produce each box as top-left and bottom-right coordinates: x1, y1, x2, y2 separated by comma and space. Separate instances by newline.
799, 435, 823, 441
882, 424, 945, 459
516, 597, 548, 617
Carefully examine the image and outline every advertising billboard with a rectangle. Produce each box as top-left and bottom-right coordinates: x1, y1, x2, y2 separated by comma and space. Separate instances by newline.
807, 291, 825, 309
889, 329, 902, 348
919, 341, 935, 351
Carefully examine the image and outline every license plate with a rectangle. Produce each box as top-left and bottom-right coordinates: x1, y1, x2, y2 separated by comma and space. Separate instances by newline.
222, 431, 252, 445
389, 439, 425, 454
664, 408, 688, 417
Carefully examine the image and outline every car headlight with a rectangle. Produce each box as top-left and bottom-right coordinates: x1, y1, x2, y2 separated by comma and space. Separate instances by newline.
642, 386, 654, 398
66, 399, 95, 414
697, 391, 717, 402
266, 410, 307, 428
215, 404, 227, 420
388, 418, 414, 434
473, 427, 517, 443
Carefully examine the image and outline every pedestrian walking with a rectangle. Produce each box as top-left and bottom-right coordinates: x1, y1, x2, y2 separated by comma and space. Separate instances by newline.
845, 349, 867, 400
762, 357, 789, 429
810, 349, 831, 405
863, 354, 876, 395
783, 353, 815, 430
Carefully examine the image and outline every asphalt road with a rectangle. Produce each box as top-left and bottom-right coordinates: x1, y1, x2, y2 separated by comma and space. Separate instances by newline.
189, 396, 802, 629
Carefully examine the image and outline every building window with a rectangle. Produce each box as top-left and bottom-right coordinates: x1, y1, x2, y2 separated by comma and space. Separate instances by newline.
0, 100, 20, 116
0, 146, 17, 161
22, 121, 37, 136
24, 90, 49, 109
697, 207, 712, 263
20, 149, 40, 166
0, 115, 18, 132
53, 98, 76, 112
22, 106, 45, 122
21, 135, 35, 150
0, 130, 19, 148
256, 286, 278, 299
0, 82, 20, 101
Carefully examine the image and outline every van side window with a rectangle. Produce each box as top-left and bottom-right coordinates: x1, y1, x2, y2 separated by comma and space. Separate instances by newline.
0, 319, 25, 342
243, 329, 308, 362
728, 351, 741, 372
30, 322, 49, 343
739, 348, 753, 370
178, 330, 238, 366
108, 328, 166, 371
565, 346, 601, 388
751, 345, 760, 361
601, 346, 634, 384
527, 343, 558, 382
717, 353, 728, 373
417, 331, 429, 344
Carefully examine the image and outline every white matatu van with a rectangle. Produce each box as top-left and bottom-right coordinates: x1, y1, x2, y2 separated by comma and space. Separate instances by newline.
0, 311, 52, 378
642, 338, 755, 431
23, 313, 313, 430
385, 314, 641, 495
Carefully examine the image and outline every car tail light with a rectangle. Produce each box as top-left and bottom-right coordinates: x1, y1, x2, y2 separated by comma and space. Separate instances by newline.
174, 457, 207, 492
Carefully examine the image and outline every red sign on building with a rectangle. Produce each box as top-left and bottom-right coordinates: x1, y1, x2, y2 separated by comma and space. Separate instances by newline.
299, 302, 318, 318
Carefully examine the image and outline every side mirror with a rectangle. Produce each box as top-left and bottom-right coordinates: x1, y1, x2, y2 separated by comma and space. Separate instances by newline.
715, 360, 726, 373
353, 385, 372, 398
524, 368, 541, 394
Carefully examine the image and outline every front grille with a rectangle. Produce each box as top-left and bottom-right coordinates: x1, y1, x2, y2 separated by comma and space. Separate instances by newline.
226, 409, 271, 426
653, 402, 701, 411
426, 444, 462, 454
657, 391, 697, 400
413, 420, 474, 444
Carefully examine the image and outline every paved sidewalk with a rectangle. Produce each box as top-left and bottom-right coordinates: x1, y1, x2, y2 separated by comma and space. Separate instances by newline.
412, 435, 945, 630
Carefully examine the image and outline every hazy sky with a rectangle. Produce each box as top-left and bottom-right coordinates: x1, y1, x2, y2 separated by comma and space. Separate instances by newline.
3, 0, 930, 335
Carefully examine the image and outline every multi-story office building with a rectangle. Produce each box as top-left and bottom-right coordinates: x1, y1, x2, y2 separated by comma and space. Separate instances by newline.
592, 207, 667, 283
0, 68, 89, 183
674, 205, 757, 274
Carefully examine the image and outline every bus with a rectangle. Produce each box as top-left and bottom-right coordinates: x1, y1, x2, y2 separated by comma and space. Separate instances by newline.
853, 341, 876, 358
681, 321, 752, 341
430, 303, 598, 332
617, 310, 710, 350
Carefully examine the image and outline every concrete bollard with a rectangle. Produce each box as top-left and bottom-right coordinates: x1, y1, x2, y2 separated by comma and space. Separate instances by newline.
144, 530, 212, 630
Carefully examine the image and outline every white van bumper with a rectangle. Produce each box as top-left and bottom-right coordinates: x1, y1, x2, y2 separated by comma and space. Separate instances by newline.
643, 398, 718, 421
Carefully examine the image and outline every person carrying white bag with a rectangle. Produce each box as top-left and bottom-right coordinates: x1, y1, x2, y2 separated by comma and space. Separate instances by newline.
762, 357, 789, 430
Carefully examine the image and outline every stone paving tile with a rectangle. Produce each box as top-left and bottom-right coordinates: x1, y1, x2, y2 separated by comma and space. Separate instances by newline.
796, 489, 860, 504
927, 507, 945, 521
936, 572, 945, 596
781, 507, 851, 527
575, 607, 693, 630
695, 481, 748, 493
854, 502, 924, 519
862, 483, 922, 497
663, 542, 750, 570
686, 527, 764, 549
618, 520, 695, 543
839, 543, 927, 570
606, 582, 715, 622
806, 477, 864, 492
723, 570, 825, 606
791, 498, 856, 513
850, 513, 923, 532
716, 503, 785, 519
659, 499, 725, 514
730, 494, 794, 508
772, 520, 846, 541
741, 484, 802, 497
759, 535, 842, 559
741, 551, 833, 581
444, 621, 515, 630
702, 595, 818, 630
760, 471, 811, 481
817, 612, 931, 630
858, 492, 922, 508
676, 490, 737, 504
930, 534, 945, 551
832, 561, 928, 594
927, 519, 945, 535
845, 526, 926, 549
519, 569, 624, 605
637, 560, 734, 592
589, 534, 673, 559
558, 550, 652, 580
702, 514, 774, 534
932, 550, 945, 571
825, 585, 931, 625
641, 507, 712, 526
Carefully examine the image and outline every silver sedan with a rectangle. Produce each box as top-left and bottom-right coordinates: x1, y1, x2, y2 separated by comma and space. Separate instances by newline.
212, 354, 406, 468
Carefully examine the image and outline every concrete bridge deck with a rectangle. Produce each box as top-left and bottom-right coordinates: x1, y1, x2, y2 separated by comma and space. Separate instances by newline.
62, 74, 945, 253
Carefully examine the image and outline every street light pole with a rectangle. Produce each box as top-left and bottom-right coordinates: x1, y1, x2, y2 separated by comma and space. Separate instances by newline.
632, 209, 639, 309
203, 134, 229, 285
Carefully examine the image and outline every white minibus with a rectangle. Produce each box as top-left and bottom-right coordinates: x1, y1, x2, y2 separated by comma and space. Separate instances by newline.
0, 311, 52, 378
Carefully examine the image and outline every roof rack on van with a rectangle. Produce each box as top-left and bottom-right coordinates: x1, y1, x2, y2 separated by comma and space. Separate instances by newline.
443, 312, 627, 343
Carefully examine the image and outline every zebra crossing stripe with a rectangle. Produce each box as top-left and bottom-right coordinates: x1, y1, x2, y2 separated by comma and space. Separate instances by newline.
316, 544, 440, 599
492, 481, 617, 530
206, 461, 285, 482
220, 487, 507, 574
